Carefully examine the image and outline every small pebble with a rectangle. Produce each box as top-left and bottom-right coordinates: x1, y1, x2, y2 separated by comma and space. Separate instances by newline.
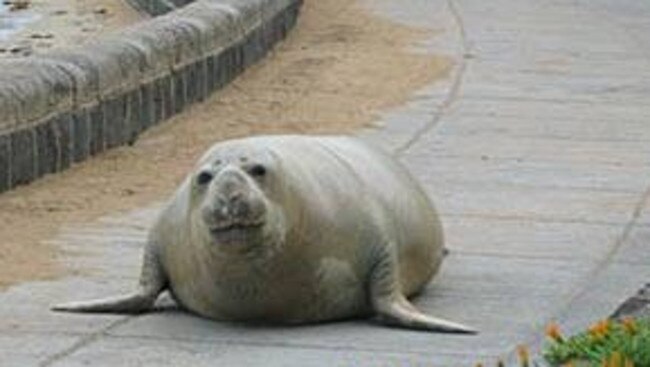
7, 0, 30, 11
121, 188, 136, 196
30, 33, 54, 40
8, 44, 32, 56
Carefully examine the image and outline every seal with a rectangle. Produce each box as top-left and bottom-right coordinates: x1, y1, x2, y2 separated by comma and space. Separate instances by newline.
52, 135, 475, 333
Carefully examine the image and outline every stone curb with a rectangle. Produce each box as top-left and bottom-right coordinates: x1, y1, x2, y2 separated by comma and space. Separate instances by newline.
0, 0, 303, 193
127, 0, 194, 16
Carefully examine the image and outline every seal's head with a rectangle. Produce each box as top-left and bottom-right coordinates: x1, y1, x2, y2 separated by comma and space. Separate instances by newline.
190, 149, 285, 255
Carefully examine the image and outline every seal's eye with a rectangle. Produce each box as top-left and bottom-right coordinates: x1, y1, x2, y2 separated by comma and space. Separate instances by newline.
248, 164, 266, 178
196, 171, 214, 186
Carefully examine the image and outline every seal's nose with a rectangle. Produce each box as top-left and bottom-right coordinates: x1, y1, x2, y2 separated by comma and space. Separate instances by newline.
213, 167, 253, 218
216, 168, 246, 197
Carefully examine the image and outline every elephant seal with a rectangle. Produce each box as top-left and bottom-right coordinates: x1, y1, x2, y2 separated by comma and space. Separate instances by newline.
53, 135, 475, 333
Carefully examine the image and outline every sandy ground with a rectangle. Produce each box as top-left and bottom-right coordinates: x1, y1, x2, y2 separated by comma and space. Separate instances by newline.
0, 0, 452, 289
0, 0, 144, 57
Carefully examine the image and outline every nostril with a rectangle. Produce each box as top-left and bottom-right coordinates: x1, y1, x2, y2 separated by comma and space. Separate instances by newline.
228, 190, 244, 203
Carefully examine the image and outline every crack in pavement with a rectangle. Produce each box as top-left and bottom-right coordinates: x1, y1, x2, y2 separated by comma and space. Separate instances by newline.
39, 316, 135, 367
393, 0, 470, 157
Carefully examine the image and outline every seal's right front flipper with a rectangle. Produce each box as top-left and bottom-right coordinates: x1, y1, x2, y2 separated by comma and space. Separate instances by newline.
52, 241, 167, 315
51, 291, 157, 314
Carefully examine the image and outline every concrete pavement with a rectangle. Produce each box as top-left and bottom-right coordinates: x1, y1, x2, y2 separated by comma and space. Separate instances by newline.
2, 0, 650, 365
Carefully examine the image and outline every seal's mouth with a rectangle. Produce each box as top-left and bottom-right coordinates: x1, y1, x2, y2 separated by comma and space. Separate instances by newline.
209, 219, 265, 235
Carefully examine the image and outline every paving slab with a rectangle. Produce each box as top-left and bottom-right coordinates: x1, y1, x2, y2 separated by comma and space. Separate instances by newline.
1, 0, 650, 366
426, 182, 639, 225
47, 336, 503, 367
0, 333, 80, 361
444, 217, 621, 260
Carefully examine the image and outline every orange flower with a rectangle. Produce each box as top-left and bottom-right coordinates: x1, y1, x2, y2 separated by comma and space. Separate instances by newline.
517, 345, 530, 367
545, 322, 564, 342
589, 320, 611, 339
621, 317, 637, 335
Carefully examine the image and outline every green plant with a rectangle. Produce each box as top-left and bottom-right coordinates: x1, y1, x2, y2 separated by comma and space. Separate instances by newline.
543, 318, 650, 367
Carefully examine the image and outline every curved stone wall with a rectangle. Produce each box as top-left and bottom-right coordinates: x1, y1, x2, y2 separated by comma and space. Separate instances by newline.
0, 0, 303, 193
127, 0, 196, 16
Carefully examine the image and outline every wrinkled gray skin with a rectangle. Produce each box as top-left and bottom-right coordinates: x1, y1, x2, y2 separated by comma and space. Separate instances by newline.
53, 135, 475, 333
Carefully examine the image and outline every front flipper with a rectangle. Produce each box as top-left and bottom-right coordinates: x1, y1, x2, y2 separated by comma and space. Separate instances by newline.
368, 244, 477, 334
52, 241, 166, 314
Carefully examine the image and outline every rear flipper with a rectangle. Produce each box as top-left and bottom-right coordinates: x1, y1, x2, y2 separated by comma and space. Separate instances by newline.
374, 294, 477, 334
369, 243, 477, 334
51, 289, 159, 314
51, 241, 166, 315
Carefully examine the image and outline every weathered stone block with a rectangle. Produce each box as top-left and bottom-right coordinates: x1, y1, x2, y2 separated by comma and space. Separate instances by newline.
218, 47, 234, 86
35, 120, 58, 177
233, 42, 245, 76
186, 61, 206, 103
2, 60, 76, 126
56, 113, 73, 170
88, 104, 105, 156
153, 76, 174, 124
140, 84, 155, 130
172, 69, 186, 115
206, 55, 218, 94
160, 76, 174, 121
104, 96, 128, 149
261, 20, 275, 49
152, 79, 165, 125
10, 128, 35, 187
183, 64, 198, 106
243, 28, 265, 68
72, 109, 90, 163
126, 88, 142, 144
199, 60, 210, 101
0, 135, 10, 192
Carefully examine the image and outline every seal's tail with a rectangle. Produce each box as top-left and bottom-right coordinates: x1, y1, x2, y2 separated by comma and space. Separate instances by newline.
51, 291, 156, 314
